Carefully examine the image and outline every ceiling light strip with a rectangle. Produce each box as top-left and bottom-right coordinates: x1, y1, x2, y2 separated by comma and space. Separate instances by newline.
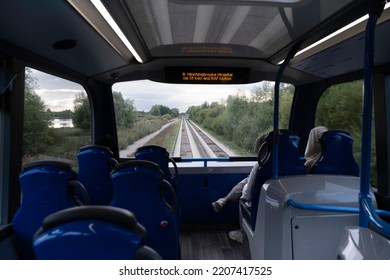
90, 0, 143, 63
291, 2, 390, 63
68, 0, 134, 63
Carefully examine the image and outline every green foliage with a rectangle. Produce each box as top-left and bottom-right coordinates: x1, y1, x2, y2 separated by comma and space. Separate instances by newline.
316, 81, 363, 133
72, 92, 90, 130
116, 115, 172, 150
113, 91, 137, 129
139, 120, 181, 154
279, 92, 293, 128
315, 80, 377, 185
23, 69, 62, 155
149, 104, 180, 118
188, 82, 294, 154
23, 128, 91, 169
170, 108, 180, 117
316, 80, 364, 157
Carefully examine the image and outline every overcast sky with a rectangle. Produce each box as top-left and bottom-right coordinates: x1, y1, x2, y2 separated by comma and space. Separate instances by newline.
31, 68, 259, 113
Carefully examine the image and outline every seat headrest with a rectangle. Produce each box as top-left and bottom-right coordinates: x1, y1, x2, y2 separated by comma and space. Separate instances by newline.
22, 160, 74, 173
311, 130, 359, 176
79, 145, 113, 154
34, 205, 146, 242
111, 159, 164, 176
257, 130, 305, 175
136, 145, 168, 155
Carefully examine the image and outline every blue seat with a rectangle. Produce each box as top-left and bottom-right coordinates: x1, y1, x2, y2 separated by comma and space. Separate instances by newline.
33, 206, 161, 260
241, 130, 307, 230
76, 145, 118, 205
110, 160, 179, 259
310, 130, 359, 176
12, 160, 85, 259
135, 145, 180, 224
135, 145, 178, 190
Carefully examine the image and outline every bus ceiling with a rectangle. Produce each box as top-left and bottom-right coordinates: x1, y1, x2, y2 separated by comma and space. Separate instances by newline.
0, 0, 383, 85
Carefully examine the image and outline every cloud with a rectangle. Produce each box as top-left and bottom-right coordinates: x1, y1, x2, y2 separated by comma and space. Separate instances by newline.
113, 80, 256, 112
30, 68, 85, 111
35, 89, 81, 111
30, 68, 259, 112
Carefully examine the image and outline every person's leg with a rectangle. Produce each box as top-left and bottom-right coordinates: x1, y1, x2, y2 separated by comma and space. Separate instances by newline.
211, 197, 226, 212
225, 179, 246, 201
211, 177, 248, 212
228, 198, 244, 243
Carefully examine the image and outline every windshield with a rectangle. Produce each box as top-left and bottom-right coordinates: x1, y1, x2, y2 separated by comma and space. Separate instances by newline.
112, 80, 294, 158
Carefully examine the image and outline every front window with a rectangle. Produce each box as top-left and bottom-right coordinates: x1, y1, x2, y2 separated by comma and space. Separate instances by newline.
112, 80, 294, 158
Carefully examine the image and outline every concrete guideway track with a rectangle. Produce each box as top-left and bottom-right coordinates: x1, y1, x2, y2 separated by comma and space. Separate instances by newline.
119, 117, 235, 158
173, 118, 235, 158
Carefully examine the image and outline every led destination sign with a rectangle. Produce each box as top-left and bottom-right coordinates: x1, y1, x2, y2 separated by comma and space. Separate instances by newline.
165, 67, 250, 84
182, 71, 233, 82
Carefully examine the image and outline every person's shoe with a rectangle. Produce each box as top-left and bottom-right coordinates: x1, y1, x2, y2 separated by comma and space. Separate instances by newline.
211, 198, 225, 212
228, 229, 243, 243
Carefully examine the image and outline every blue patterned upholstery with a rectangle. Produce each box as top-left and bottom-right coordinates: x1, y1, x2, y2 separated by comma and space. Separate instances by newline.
33, 206, 161, 260
76, 145, 117, 205
310, 130, 359, 176
12, 160, 78, 259
110, 160, 179, 259
135, 145, 180, 228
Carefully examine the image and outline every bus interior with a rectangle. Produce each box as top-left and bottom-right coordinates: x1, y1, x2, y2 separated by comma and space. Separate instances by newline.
1, 0, 390, 260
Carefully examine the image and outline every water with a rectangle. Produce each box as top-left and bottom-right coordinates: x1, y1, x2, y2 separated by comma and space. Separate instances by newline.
50, 118, 73, 128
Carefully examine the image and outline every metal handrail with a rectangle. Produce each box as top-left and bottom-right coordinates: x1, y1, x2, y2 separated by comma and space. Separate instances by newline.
287, 198, 390, 219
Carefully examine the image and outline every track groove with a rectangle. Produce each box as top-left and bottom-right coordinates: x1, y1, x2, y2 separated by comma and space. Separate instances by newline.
177, 118, 230, 158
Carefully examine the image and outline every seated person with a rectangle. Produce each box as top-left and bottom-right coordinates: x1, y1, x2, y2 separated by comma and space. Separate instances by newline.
304, 126, 328, 173
211, 132, 269, 243
212, 127, 327, 243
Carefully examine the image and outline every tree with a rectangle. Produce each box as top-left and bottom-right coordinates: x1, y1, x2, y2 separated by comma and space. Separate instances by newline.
149, 104, 178, 118
150, 104, 170, 116
23, 68, 60, 155
170, 108, 180, 117
315, 80, 364, 163
73, 92, 90, 130
250, 81, 273, 102
186, 83, 294, 154
279, 84, 294, 128
149, 104, 161, 116
113, 91, 137, 128
316, 81, 363, 134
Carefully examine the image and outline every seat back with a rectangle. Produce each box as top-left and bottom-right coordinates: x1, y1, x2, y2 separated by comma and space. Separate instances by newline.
110, 160, 179, 259
135, 145, 178, 188
135, 145, 180, 224
311, 130, 359, 176
33, 206, 161, 260
76, 145, 117, 205
244, 130, 307, 230
12, 160, 81, 259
